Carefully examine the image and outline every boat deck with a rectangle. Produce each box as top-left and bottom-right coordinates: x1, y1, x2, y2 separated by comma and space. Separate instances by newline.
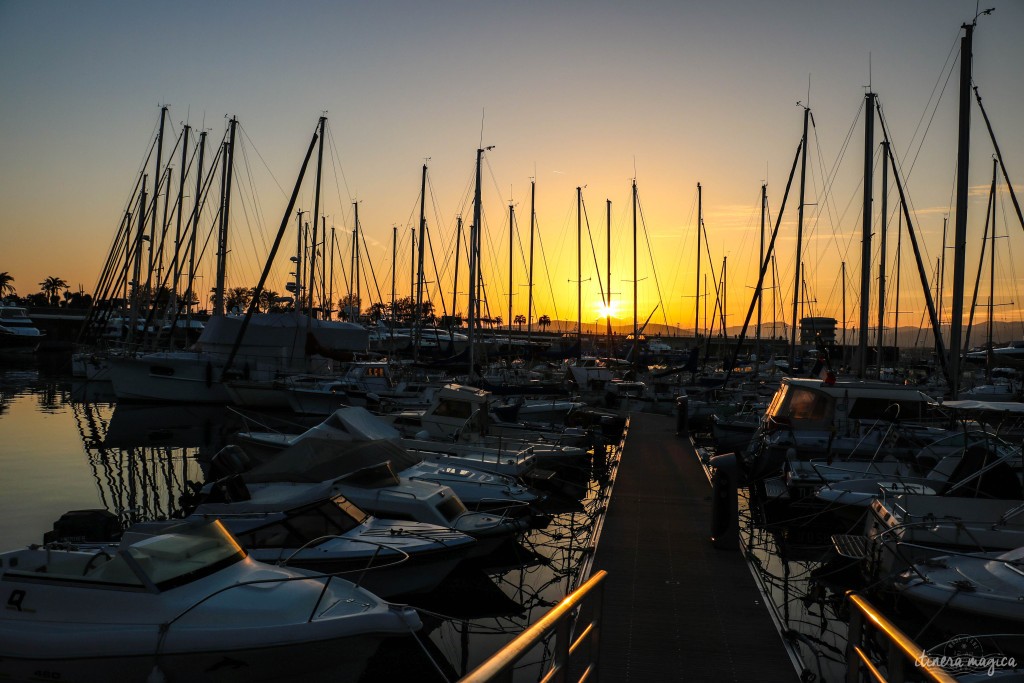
590, 412, 797, 682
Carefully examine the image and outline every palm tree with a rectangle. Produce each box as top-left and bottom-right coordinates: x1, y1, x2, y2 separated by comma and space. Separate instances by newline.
223, 286, 252, 312
514, 314, 526, 331
0, 272, 15, 299
538, 315, 551, 332
39, 276, 68, 306
257, 289, 282, 313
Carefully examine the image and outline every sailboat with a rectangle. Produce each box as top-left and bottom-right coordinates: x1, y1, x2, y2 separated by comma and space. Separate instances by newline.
107, 117, 369, 403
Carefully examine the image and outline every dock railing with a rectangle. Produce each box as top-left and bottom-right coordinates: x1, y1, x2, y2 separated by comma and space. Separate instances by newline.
845, 591, 956, 683
459, 569, 607, 683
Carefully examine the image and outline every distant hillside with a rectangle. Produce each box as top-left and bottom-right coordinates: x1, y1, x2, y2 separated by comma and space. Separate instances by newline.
541, 319, 1024, 348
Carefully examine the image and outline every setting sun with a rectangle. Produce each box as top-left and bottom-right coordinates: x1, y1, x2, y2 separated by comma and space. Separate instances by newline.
597, 301, 619, 319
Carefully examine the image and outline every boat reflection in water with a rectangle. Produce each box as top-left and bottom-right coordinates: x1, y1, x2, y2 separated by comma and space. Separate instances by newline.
71, 401, 239, 527
13, 377, 622, 681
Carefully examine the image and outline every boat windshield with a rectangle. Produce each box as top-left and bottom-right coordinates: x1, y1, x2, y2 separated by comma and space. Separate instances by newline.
118, 519, 246, 590
235, 497, 367, 549
10, 520, 246, 591
768, 384, 833, 427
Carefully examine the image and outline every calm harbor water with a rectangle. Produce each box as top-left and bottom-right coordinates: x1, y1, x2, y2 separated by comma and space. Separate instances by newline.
0, 358, 615, 681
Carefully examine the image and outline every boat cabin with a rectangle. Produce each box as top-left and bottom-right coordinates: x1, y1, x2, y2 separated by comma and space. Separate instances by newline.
764, 377, 936, 433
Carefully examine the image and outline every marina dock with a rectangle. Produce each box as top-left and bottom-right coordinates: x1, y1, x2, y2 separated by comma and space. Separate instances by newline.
591, 412, 797, 682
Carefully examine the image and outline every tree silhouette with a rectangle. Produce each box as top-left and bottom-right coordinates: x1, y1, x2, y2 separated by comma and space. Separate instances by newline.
538, 315, 551, 332
222, 286, 252, 312
0, 272, 15, 299
257, 289, 284, 313
39, 276, 68, 306
367, 302, 387, 323
514, 314, 526, 331
338, 294, 362, 321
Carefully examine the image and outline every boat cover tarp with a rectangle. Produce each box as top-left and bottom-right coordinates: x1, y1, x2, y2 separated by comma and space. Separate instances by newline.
243, 437, 420, 484
315, 407, 404, 441
941, 400, 1024, 414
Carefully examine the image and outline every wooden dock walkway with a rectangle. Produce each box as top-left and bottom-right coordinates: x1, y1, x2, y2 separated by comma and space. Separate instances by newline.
589, 412, 797, 682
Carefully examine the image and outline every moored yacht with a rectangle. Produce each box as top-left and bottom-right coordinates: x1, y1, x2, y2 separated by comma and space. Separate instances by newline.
107, 312, 368, 403
135, 480, 477, 598
741, 376, 944, 495
0, 518, 421, 682
0, 303, 44, 355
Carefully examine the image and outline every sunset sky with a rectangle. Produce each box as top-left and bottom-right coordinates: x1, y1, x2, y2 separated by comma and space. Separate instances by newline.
2, 0, 1023, 337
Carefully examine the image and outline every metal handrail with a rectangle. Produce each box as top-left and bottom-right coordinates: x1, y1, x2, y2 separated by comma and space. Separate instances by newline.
845, 591, 956, 683
460, 569, 607, 683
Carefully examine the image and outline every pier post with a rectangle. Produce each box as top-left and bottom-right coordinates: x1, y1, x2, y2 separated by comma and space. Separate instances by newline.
709, 453, 739, 549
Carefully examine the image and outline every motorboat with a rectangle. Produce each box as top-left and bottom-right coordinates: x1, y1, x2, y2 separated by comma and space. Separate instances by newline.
283, 364, 440, 415
816, 431, 1023, 517
215, 467, 530, 555
565, 356, 615, 391
894, 545, 1024, 625
0, 303, 44, 355
741, 377, 945, 495
385, 383, 588, 448
600, 379, 684, 416
230, 407, 545, 509
0, 518, 420, 682
237, 406, 544, 478
136, 480, 477, 597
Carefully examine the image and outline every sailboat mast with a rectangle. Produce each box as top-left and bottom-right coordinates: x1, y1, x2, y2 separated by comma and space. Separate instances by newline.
632, 179, 638, 363
329, 226, 336, 319
508, 201, 514, 343
307, 117, 325, 317
528, 181, 536, 338
415, 163, 428, 340
148, 106, 167, 310
129, 179, 147, 342
894, 213, 902, 350
721, 256, 727, 334
293, 211, 303, 313
757, 183, 765, 357
350, 227, 357, 318
841, 261, 847, 352
157, 166, 172, 307
988, 157, 997, 381
187, 133, 206, 330
468, 147, 485, 375
354, 202, 361, 319
172, 125, 189, 312
453, 216, 462, 327
790, 106, 810, 367
391, 226, 397, 332
696, 182, 702, 340
576, 186, 582, 352
214, 117, 237, 317
948, 22, 974, 398
606, 198, 612, 355
321, 217, 327, 317
877, 139, 888, 378
858, 92, 876, 378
